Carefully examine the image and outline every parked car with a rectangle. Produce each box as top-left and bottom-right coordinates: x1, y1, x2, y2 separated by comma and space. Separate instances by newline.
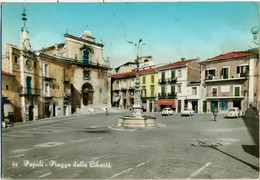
181, 108, 194, 116
162, 108, 174, 116
226, 107, 240, 118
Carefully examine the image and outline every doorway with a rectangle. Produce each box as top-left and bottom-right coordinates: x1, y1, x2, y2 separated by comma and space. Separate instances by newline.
210, 101, 218, 112
178, 100, 181, 113
192, 101, 198, 113
29, 105, 34, 121
82, 83, 94, 106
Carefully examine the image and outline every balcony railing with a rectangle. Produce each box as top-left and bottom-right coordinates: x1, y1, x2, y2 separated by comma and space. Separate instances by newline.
19, 87, 41, 96
205, 75, 247, 82
167, 93, 176, 99
167, 77, 177, 83
212, 92, 217, 97
158, 79, 166, 84
205, 75, 216, 80
43, 76, 56, 81
158, 93, 176, 99
238, 72, 249, 78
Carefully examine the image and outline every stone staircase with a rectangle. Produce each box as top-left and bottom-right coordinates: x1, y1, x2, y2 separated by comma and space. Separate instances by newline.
74, 104, 129, 115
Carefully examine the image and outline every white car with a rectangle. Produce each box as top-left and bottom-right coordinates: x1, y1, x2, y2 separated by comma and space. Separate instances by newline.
162, 108, 174, 116
181, 108, 194, 116
226, 107, 240, 118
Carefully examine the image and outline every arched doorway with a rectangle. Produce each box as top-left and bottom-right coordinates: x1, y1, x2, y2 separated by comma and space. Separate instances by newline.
82, 83, 94, 106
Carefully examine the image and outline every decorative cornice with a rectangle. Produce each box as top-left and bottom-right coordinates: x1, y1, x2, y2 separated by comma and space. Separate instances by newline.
64, 34, 104, 48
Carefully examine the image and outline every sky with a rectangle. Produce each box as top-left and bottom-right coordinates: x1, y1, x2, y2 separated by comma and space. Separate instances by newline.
1, 2, 259, 68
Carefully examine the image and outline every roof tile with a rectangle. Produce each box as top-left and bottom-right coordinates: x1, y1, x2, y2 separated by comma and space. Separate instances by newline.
209, 51, 253, 61
109, 59, 195, 78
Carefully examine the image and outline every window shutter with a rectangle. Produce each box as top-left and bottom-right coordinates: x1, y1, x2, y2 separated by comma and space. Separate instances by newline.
235, 87, 240, 96
162, 72, 165, 80
171, 71, 175, 79
171, 85, 175, 95
225, 68, 228, 79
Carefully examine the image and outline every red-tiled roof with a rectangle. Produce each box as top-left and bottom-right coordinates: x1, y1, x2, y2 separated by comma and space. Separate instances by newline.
155, 99, 175, 108
109, 59, 195, 78
109, 68, 156, 78
1, 70, 15, 76
156, 59, 196, 69
209, 52, 253, 61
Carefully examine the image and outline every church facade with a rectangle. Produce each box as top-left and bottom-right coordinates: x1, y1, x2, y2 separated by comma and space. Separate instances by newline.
2, 27, 110, 122
40, 30, 111, 114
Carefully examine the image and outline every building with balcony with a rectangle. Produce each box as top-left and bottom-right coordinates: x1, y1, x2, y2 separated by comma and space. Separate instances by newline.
37, 54, 72, 118
40, 30, 110, 114
156, 58, 201, 113
200, 51, 259, 114
2, 39, 42, 122
110, 56, 156, 110
110, 73, 136, 108
2, 16, 110, 121
139, 68, 157, 112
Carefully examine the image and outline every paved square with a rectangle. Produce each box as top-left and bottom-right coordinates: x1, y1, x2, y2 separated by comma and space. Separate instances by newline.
2, 112, 259, 179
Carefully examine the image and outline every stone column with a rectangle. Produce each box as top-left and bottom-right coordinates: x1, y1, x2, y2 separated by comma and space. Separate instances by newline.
19, 52, 26, 122
132, 74, 143, 118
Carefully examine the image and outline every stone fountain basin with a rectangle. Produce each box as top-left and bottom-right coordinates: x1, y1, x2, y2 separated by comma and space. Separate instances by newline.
118, 115, 157, 128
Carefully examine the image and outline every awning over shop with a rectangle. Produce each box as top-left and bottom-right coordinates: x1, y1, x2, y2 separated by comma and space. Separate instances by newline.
113, 96, 121, 102
155, 99, 175, 108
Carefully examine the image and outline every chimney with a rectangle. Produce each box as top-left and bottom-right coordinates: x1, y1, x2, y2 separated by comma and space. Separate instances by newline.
181, 58, 185, 61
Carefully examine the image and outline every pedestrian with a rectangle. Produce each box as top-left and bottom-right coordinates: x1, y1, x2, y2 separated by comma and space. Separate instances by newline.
105, 107, 108, 116
213, 108, 218, 121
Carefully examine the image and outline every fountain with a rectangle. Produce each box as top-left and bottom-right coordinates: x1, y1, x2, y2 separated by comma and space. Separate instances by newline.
115, 40, 157, 129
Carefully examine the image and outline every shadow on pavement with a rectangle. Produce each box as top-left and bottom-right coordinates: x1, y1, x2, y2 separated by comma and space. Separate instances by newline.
242, 145, 259, 158
81, 127, 111, 133
191, 141, 259, 172
242, 108, 259, 146
84, 130, 111, 133
212, 147, 259, 172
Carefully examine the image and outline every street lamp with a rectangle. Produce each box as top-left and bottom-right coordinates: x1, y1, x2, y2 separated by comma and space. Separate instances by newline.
127, 38, 146, 118
114, 39, 156, 129
127, 38, 146, 70
251, 26, 259, 45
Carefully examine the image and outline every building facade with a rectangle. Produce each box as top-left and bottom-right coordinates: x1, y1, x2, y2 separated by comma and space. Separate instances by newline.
110, 56, 156, 110
200, 51, 259, 115
2, 24, 110, 121
156, 59, 202, 113
139, 69, 158, 112
1, 70, 20, 122
40, 30, 110, 114
111, 74, 135, 108
2, 31, 43, 122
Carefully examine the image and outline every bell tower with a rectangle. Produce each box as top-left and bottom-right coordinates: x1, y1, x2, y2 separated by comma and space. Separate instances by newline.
20, 8, 31, 51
